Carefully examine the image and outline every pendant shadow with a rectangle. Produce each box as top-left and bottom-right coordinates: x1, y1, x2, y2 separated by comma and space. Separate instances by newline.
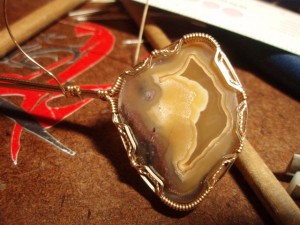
89, 116, 191, 218
55, 113, 190, 218
0, 99, 189, 217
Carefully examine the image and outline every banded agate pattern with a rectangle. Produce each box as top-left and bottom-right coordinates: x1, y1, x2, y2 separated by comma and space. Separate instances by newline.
118, 35, 247, 206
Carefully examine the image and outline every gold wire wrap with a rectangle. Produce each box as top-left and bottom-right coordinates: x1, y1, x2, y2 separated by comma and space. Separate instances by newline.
113, 33, 248, 211
0, 75, 108, 100
65, 85, 82, 97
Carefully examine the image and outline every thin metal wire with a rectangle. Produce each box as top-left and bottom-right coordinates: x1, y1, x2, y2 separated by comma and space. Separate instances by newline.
1, 0, 150, 98
0, 75, 103, 99
133, 0, 149, 65
3, 0, 66, 95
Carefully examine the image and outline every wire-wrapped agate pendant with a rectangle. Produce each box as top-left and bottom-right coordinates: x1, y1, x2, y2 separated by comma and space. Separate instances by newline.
107, 33, 247, 210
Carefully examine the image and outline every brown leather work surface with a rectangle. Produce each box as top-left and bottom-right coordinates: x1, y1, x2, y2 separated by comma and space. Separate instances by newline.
0, 1, 299, 225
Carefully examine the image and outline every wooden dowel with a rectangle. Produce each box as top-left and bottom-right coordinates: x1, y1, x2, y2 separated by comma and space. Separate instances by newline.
120, 0, 169, 50
121, 1, 300, 224
0, 0, 86, 58
238, 140, 300, 225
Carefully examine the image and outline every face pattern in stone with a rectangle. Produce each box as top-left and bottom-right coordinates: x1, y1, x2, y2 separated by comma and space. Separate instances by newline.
118, 37, 246, 204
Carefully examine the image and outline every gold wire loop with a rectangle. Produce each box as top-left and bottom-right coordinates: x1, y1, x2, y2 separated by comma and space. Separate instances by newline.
3, 0, 66, 95
96, 89, 109, 101
65, 85, 82, 97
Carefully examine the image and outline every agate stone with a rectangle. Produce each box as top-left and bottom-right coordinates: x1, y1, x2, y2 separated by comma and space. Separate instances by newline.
117, 34, 247, 209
